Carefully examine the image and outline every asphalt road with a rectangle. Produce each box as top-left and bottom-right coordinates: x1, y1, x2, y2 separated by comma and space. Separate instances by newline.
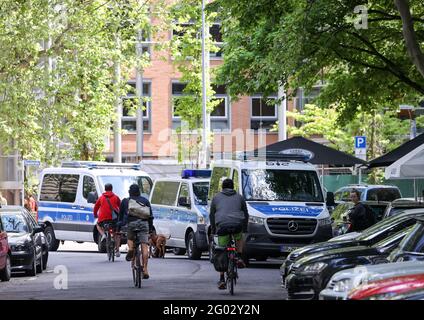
0, 242, 287, 300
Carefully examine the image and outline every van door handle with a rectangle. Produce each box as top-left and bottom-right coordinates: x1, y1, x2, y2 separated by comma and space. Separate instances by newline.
71, 206, 77, 209
79, 206, 85, 210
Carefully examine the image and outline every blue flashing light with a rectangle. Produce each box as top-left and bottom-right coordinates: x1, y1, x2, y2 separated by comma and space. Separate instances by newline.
182, 169, 212, 179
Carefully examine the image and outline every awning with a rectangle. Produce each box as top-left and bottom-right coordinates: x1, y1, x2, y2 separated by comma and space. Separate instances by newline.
369, 133, 424, 168
385, 143, 424, 179
254, 136, 367, 166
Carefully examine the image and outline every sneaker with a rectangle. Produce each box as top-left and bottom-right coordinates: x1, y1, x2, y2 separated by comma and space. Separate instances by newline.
125, 250, 134, 262
217, 280, 226, 290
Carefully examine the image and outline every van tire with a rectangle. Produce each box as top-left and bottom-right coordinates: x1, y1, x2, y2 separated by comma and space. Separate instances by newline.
44, 226, 60, 252
186, 231, 202, 260
173, 248, 186, 256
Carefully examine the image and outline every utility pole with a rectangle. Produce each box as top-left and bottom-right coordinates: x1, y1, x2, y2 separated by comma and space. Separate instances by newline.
136, 30, 144, 160
277, 83, 287, 141
113, 34, 122, 163
200, 0, 210, 168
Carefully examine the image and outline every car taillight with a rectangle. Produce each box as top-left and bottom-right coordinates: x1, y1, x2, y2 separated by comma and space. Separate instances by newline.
227, 247, 237, 251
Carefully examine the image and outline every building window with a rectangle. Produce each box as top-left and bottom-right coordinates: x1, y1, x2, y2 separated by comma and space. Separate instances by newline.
210, 23, 223, 59
250, 96, 277, 131
122, 81, 151, 133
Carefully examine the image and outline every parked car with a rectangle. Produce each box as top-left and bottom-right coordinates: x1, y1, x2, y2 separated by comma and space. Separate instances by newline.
0, 206, 48, 276
390, 288, 424, 300
348, 273, 424, 300
319, 260, 424, 300
281, 209, 424, 284
0, 212, 11, 281
284, 227, 410, 299
383, 199, 424, 219
334, 185, 401, 204
389, 217, 424, 262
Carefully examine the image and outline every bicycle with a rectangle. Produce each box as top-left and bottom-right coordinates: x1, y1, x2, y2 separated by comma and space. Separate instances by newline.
131, 228, 143, 288
102, 221, 116, 262
225, 234, 239, 295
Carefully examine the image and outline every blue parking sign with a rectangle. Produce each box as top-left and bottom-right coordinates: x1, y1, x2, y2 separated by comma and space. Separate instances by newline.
355, 136, 366, 149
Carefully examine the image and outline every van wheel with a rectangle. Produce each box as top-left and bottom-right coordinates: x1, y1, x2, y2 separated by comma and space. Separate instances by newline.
0, 255, 11, 281
44, 226, 60, 252
173, 248, 186, 256
186, 231, 202, 260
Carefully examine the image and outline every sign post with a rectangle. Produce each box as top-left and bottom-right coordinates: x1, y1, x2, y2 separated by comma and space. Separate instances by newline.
354, 136, 366, 185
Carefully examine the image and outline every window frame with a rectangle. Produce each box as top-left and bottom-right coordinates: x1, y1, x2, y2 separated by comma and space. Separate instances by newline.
122, 80, 152, 133
250, 96, 278, 120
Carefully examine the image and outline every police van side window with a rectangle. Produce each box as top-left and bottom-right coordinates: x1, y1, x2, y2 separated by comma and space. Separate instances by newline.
209, 167, 231, 199
151, 181, 180, 206
178, 183, 190, 207
40, 174, 79, 203
83, 176, 96, 199
232, 169, 239, 193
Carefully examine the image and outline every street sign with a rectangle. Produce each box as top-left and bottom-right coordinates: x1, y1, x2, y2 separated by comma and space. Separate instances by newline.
355, 136, 367, 149
23, 160, 41, 166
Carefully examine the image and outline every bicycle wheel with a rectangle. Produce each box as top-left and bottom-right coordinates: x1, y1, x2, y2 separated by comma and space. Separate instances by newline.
227, 256, 235, 295
106, 233, 112, 262
111, 238, 115, 262
136, 248, 142, 288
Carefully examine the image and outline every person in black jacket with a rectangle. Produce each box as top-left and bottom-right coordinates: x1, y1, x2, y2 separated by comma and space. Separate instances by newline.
210, 178, 249, 289
348, 189, 370, 232
119, 184, 154, 279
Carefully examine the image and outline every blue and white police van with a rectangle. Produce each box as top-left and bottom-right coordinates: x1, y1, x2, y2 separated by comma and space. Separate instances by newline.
208, 155, 333, 263
150, 170, 210, 259
37, 161, 152, 252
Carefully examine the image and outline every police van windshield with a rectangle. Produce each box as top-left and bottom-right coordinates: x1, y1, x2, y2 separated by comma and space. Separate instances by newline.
242, 169, 324, 202
98, 176, 152, 200
193, 182, 209, 205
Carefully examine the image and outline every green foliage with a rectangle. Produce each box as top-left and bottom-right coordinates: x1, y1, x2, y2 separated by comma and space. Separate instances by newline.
0, 0, 164, 164
211, 0, 424, 121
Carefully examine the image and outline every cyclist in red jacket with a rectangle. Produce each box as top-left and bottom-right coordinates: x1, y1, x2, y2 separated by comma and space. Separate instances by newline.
94, 183, 121, 256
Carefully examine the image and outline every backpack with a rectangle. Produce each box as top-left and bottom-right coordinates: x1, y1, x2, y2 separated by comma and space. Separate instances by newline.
363, 204, 377, 228
128, 198, 150, 220
213, 246, 228, 272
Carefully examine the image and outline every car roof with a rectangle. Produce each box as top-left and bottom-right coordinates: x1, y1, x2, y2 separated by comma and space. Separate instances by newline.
211, 159, 317, 171
41, 167, 150, 177
390, 199, 424, 207
336, 185, 400, 191
395, 208, 424, 217
153, 178, 210, 183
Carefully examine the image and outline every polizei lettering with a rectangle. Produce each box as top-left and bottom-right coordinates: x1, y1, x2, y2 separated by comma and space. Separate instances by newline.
163, 304, 198, 318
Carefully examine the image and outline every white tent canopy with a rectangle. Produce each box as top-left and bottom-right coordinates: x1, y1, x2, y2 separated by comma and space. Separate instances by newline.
385, 142, 424, 179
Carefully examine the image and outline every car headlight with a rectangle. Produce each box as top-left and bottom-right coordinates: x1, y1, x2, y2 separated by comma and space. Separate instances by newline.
249, 216, 265, 224
318, 217, 332, 226
302, 262, 328, 273
198, 215, 206, 224
332, 279, 353, 293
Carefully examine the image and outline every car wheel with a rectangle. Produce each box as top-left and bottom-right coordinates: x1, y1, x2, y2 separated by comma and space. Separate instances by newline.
36, 253, 43, 274
44, 226, 60, 252
42, 248, 48, 270
0, 255, 11, 282
186, 231, 202, 260
172, 248, 186, 256
26, 252, 37, 277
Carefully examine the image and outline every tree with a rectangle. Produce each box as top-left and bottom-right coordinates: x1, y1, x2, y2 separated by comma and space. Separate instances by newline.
210, 0, 424, 123
0, 0, 163, 164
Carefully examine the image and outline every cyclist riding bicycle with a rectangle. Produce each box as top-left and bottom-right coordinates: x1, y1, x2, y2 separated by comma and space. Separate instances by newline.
93, 183, 121, 257
119, 184, 154, 279
210, 178, 249, 290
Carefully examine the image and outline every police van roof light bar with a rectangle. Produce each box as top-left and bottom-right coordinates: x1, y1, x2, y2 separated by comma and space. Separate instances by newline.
181, 169, 212, 179
233, 151, 309, 162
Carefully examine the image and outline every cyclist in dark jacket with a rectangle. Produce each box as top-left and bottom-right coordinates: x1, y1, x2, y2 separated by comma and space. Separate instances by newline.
119, 184, 153, 279
210, 178, 249, 289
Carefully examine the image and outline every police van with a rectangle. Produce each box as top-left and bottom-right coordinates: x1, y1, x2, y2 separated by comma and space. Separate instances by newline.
208, 154, 333, 264
37, 161, 152, 252
150, 170, 210, 259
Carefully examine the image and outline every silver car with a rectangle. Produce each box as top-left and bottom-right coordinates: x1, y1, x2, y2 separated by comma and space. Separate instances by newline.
319, 261, 424, 300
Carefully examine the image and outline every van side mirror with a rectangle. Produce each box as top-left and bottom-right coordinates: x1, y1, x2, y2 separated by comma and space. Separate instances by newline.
87, 191, 98, 204
326, 192, 335, 207
178, 196, 191, 208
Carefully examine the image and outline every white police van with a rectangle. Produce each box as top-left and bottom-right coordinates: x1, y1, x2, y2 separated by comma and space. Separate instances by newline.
150, 170, 210, 259
208, 154, 333, 264
37, 161, 152, 252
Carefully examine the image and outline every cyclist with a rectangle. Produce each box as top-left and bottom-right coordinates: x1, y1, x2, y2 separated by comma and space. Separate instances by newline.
210, 178, 249, 290
119, 184, 154, 279
93, 183, 122, 257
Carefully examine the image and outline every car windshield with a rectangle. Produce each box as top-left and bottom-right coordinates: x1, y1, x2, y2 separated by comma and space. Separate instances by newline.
357, 214, 407, 241
193, 182, 209, 205
242, 169, 324, 202
98, 175, 152, 200
1, 213, 29, 233
372, 227, 412, 250
397, 223, 424, 253
366, 188, 401, 201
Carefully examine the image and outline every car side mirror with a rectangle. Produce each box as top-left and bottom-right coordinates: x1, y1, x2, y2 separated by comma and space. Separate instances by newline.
178, 196, 191, 208
326, 192, 335, 207
33, 226, 43, 234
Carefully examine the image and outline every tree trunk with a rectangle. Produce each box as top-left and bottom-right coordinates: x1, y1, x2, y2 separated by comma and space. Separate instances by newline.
395, 0, 424, 79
